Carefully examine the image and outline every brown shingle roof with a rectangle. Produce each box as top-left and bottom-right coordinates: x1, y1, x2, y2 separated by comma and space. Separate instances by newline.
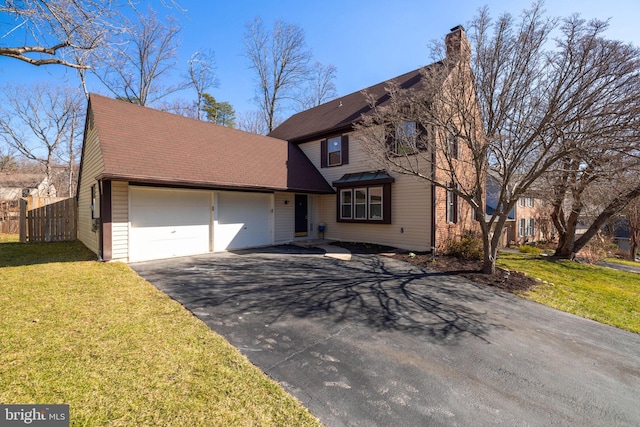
268, 64, 443, 143
87, 94, 333, 193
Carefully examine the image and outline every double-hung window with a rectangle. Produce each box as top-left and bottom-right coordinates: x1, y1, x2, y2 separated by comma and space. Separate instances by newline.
395, 121, 417, 155
328, 136, 342, 166
340, 190, 352, 219
321, 135, 349, 167
446, 183, 458, 224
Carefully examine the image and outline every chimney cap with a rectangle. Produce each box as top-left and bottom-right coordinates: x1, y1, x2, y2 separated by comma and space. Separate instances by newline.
450, 25, 465, 32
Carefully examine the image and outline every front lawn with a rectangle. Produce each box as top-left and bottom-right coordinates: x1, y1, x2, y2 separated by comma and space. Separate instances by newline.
0, 237, 320, 426
497, 253, 640, 333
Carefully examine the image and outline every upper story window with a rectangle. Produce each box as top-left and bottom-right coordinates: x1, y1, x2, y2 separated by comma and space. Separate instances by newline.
321, 135, 349, 167
395, 121, 418, 155
328, 136, 342, 166
447, 133, 459, 159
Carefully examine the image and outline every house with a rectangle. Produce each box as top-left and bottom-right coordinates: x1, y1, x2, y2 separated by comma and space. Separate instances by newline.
77, 26, 479, 262
485, 171, 548, 246
0, 173, 56, 233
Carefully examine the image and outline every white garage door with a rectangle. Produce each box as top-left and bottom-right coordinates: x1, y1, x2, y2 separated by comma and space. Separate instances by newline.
215, 192, 272, 251
129, 187, 211, 262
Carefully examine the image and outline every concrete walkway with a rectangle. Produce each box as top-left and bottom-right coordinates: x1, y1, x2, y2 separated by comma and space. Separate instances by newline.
132, 247, 640, 427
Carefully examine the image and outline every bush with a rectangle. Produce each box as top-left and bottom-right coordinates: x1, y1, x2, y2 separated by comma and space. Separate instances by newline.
445, 230, 483, 260
519, 244, 542, 255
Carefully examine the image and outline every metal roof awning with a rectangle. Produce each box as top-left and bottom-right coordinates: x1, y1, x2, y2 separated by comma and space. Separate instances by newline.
332, 171, 395, 187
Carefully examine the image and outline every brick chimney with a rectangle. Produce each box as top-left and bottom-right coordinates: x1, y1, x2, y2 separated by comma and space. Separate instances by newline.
445, 25, 471, 63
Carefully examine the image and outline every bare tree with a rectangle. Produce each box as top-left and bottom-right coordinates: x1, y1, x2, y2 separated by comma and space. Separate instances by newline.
0, 84, 84, 196
90, 7, 186, 106
237, 110, 269, 135
295, 61, 338, 111
243, 17, 312, 132
355, 3, 640, 274
155, 98, 199, 119
0, 0, 119, 69
187, 50, 219, 120
547, 138, 640, 258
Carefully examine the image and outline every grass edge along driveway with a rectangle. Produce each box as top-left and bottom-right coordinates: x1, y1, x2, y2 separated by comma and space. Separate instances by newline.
0, 237, 321, 426
498, 252, 640, 334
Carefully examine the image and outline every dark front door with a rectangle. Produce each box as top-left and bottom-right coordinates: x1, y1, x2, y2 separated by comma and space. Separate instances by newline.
295, 194, 308, 237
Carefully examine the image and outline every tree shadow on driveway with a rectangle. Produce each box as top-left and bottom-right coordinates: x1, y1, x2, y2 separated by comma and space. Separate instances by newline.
132, 248, 508, 345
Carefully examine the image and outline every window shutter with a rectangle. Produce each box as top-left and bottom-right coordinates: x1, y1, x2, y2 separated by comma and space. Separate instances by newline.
385, 124, 395, 155
321, 139, 327, 168
453, 191, 459, 224
341, 135, 349, 165
417, 123, 429, 151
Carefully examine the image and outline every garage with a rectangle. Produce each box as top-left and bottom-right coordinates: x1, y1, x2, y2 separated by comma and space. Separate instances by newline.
129, 186, 212, 262
215, 191, 272, 251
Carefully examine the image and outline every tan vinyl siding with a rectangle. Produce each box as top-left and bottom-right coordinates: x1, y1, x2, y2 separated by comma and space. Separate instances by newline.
274, 192, 294, 244
302, 132, 432, 251
111, 181, 129, 261
77, 122, 105, 256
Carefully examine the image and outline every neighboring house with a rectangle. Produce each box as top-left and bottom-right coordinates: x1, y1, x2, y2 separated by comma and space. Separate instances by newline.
77, 26, 480, 262
0, 173, 56, 232
514, 195, 545, 244
485, 171, 546, 246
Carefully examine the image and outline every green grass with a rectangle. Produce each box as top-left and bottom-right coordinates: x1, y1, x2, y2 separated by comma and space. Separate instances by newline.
497, 253, 640, 333
0, 237, 321, 426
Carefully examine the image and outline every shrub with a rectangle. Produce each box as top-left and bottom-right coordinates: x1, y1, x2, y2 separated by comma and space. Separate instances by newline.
445, 230, 483, 260
519, 244, 542, 255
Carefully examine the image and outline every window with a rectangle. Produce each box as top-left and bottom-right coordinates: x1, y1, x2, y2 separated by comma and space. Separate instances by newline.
518, 198, 525, 207
527, 218, 536, 237
519, 218, 526, 237
328, 136, 341, 166
90, 185, 96, 219
321, 135, 349, 167
446, 183, 458, 224
340, 187, 385, 222
334, 172, 393, 224
354, 188, 367, 219
369, 187, 383, 220
340, 189, 352, 219
395, 121, 417, 155
447, 133, 459, 159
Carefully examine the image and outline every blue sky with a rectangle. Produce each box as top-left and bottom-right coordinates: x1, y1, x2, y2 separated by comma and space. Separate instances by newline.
1, 0, 640, 119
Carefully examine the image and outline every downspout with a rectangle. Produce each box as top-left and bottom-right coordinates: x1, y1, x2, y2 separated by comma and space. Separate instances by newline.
97, 179, 103, 261
430, 133, 437, 253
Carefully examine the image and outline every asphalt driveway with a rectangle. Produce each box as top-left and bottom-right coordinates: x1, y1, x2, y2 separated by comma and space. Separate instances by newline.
132, 246, 640, 426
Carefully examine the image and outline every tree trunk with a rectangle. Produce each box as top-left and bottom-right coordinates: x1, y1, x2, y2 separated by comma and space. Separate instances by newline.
554, 200, 582, 259
570, 186, 640, 256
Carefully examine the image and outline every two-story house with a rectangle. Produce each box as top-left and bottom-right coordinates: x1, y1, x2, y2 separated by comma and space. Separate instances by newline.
76, 26, 480, 262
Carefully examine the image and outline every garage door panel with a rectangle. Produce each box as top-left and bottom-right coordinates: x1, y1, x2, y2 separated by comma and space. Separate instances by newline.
129, 187, 211, 262
215, 192, 272, 251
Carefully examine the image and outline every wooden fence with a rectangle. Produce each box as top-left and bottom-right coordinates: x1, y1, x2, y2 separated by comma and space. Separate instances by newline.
19, 197, 77, 243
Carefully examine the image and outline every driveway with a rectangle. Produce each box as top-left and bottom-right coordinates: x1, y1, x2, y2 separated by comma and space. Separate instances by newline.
132, 246, 640, 426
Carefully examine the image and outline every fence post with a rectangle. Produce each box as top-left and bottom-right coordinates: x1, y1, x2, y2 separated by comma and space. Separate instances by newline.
19, 198, 27, 243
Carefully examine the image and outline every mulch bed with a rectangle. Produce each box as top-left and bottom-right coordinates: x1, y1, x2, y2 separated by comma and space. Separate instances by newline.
332, 242, 538, 294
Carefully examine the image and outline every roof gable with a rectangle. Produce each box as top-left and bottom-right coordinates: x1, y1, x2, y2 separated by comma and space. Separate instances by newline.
86, 94, 332, 193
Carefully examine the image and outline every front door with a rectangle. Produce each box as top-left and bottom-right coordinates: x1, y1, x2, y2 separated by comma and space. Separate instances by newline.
295, 194, 308, 237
